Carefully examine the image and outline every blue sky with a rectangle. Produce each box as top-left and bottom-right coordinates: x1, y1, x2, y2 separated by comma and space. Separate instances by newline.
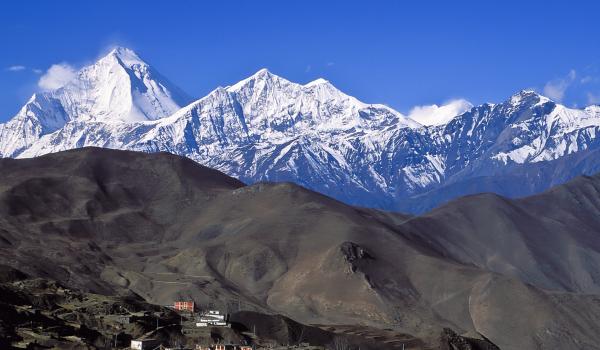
1, 0, 599, 122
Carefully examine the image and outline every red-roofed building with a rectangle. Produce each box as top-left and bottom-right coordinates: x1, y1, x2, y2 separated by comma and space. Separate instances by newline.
174, 301, 195, 312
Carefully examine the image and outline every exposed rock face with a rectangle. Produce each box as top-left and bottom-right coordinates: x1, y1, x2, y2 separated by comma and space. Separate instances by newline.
340, 242, 373, 263
440, 328, 500, 350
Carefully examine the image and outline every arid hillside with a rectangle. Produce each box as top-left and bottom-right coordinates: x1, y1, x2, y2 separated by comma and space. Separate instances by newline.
2, 148, 600, 349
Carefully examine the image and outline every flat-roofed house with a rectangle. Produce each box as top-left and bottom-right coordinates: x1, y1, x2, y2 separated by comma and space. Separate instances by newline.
130, 339, 161, 349
195, 310, 228, 327
174, 301, 195, 312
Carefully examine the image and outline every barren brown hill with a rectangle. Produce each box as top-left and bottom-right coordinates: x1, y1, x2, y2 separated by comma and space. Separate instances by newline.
1, 148, 600, 349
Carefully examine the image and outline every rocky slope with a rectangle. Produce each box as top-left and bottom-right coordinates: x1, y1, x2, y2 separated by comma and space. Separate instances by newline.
2, 148, 600, 349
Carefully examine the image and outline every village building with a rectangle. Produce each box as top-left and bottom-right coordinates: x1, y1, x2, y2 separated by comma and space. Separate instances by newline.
212, 345, 251, 350
173, 301, 195, 312
195, 310, 228, 327
131, 338, 162, 349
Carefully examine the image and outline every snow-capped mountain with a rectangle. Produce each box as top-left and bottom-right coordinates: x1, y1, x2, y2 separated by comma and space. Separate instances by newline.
0, 47, 191, 157
3, 47, 600, 213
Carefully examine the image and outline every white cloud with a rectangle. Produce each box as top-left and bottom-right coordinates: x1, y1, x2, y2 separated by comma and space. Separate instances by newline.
38, 63, 77, 91
326, 62, 335, 67
32, 68, 42, 74
543, 69, 576, 101
407, 99, 473, 126
305, 65, 312, 73
588, 92, 600, 105
6, 65, 26, 72
581, 76, 594, 84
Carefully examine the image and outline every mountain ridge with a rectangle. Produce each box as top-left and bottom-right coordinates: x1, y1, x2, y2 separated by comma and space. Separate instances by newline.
3, 48, 600, 213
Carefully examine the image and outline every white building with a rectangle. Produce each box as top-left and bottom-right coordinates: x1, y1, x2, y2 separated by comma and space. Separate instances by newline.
131, 339, 161, 349
195, 310, 228, 327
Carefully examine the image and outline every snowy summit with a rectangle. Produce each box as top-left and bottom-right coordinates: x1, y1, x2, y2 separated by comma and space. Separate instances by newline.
2, 48, 600, 213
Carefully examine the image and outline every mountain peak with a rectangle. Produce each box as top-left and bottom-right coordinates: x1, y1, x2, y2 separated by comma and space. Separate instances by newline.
514, 89, 539, 98
101, 46, 146, 68
108, 46, 137, 56
249, 68, 279, 81
0, 47, 191, 136
242, 68, 274, 81
255, 67, 270, 75
227, 68, 290, 92
304, 78, 330, 87
509, 89, 551, 106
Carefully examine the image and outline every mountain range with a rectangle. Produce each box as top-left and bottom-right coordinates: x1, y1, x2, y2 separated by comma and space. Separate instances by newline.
2, 47, 600, 213
3, 147, 600, 349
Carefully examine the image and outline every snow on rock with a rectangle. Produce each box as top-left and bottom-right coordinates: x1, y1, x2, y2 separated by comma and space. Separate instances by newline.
3, 49, 600, 212
0, 47, 191, 157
